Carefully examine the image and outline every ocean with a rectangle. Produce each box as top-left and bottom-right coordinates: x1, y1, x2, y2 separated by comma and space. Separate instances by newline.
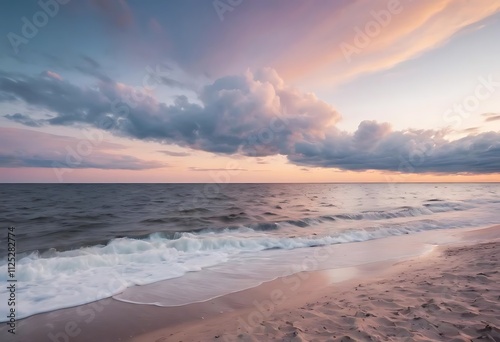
0, 183, 499, 321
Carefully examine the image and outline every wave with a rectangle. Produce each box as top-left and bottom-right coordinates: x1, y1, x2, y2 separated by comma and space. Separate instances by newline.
0, 199, 485, 322
197, 201, 471, 232
334, 201, 469, 221
0, 216, 470, 321
154, 223, 445, 254
0, 221, 441, 290
276, 201, 471, 228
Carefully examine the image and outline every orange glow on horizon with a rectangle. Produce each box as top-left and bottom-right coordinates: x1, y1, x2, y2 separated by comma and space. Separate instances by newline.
1, 167, 498, 183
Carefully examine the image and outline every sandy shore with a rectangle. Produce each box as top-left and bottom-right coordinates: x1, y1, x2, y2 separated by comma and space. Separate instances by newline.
3, 225, 500, 342
137, 226, 500, 342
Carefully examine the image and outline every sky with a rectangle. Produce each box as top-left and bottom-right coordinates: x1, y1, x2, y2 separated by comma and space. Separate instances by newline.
0, 0, 500, 183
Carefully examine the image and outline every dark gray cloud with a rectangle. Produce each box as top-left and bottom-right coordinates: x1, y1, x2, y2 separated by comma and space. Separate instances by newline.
1, 69, 499, 174
81, 55, 102, 69
75, 55, 113, 83
4, 113, 42, 127
0, 70, 111, 126
290, 121, 500, 174
74, 57, 113, 84
0, 127, 164, 170
0, 68, 339, 156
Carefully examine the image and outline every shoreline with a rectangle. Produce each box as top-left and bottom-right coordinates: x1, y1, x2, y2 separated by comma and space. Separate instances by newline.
138, 225, 500, 342
2, 224, 499, 341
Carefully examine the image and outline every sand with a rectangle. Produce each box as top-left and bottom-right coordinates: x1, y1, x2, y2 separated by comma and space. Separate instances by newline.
3, 225, 500, 342
136, 226, 500, 342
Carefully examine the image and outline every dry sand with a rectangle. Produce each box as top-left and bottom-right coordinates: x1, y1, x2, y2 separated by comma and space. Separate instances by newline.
137, 226, 500, 342
3, 225, 500, 342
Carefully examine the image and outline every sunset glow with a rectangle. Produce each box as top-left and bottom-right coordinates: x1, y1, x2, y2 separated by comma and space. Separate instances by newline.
1, 0, 499, 182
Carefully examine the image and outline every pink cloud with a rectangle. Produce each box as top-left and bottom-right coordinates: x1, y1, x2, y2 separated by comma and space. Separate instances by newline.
170, 0, 498, 85
42, 70, 63, 81
0, 127, 165, 176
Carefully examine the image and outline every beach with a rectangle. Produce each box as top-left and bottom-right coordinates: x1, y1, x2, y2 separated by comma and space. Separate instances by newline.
4, 224, 499, 342
2, 0, 500, 340
2, 1, 499, 339
136, 225, 500, 342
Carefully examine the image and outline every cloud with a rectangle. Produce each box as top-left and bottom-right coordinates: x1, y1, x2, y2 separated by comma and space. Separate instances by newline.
0, 127, 165, 170
41, 70, 63, 81
290, 121, 500, 174
0, 68, 339, 155
1, 68, 499, 174
75, 56, 112, 83
189, 167, 248, 172
4, 113, 43, 127
483, 113, 500, 122
461, 127, 479, 134
81, 55, 101, 69
323, 0, 500, 85
139, 1, 499, 85
159, 150, 190, 157
0, 70, 113, 126
353, 120, 391, 150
